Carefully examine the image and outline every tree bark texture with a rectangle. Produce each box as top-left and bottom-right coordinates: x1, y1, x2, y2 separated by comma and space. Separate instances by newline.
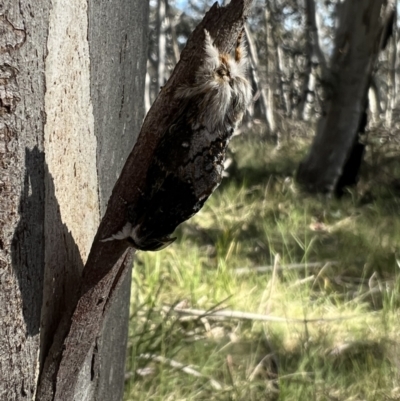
0, 2, 48, 399
0, 0, 149, 400
297, 0, 393, 194
38, 1, 254, 400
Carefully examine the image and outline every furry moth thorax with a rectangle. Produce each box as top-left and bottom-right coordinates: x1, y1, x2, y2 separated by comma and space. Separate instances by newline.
102, 29, 252, 251
176, 29, 252, 132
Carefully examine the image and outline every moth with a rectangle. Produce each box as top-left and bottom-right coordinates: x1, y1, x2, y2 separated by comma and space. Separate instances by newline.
103, 29, 252, 251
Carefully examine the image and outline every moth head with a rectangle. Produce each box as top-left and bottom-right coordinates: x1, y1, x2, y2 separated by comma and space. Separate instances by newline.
216, 55, 232, 82
203, 29, 248, 84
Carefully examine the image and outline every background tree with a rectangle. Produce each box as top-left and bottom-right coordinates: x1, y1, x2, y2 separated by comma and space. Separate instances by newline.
297, 0, 396, 195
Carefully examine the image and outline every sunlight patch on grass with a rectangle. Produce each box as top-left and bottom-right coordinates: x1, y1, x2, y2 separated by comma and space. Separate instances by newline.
125, 137, 400, 401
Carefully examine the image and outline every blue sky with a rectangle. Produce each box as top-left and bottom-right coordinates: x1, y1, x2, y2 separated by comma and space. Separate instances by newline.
175, 0, 188, 10
175, 0, 224, 11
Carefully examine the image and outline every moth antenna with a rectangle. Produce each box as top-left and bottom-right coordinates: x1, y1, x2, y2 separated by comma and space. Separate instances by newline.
235, 28, 245, 62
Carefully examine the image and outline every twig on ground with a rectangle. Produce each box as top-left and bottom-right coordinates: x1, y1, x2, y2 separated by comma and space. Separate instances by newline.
138, 353, 223, 390
272, 371, 315, 383
234, 261, 338, 275
289, 275, 315, 288
163, 305, 364, 324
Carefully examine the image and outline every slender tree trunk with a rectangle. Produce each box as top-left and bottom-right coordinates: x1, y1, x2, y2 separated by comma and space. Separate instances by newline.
157, 0, 167, 91
368, 77, 382, 125
145, 62, 152, 114
0, 1, 149, 400
265, 4, 277, 138
298, 0, 328, 120
384, 8, 397, 128
244, 25, 270, 127
297, 0, 393, 194
168, 1, 181, 66
278, 46, 292, 117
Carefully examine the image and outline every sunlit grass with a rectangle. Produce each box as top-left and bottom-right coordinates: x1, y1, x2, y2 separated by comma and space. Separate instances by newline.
125, 135, 400, 401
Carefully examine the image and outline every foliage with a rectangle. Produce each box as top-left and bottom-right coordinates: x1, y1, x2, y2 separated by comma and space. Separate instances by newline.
124, 134, 400, 401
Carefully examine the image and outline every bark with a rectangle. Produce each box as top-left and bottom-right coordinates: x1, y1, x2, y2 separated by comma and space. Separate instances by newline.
0, 4, 47, 399
0, 0, 149, 400
37, 1, 254, 400
297, 0, 393, 194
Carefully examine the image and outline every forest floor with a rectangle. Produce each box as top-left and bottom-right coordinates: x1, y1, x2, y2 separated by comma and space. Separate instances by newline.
124, 129, 400, 401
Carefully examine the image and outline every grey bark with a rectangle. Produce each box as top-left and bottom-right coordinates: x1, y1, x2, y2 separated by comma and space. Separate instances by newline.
0, 3, 48, 400
0, 0, 149, 400
88, 2, 148, 400
297, 0, 392, 194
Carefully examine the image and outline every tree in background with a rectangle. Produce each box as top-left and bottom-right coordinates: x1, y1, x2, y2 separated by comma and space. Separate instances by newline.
154, 0, 400, 197
297, 0, 396, 195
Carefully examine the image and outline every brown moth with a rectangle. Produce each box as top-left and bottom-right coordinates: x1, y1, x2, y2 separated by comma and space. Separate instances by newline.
103, 30, 252, 251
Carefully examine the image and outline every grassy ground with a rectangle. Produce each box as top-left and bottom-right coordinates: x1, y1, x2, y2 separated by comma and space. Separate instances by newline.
124, 133, 400, 401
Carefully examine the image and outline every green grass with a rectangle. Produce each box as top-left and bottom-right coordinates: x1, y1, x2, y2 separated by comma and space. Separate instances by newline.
124, 135, 400, 401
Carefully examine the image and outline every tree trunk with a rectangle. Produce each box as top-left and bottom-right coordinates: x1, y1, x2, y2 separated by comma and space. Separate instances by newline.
40, 1, 253, 400
297, 0, 393, 194
384, 7, 397, 128
0, 1, 149, 400
298, 0, 327, 120
368, 76, 382, 125
264, 4, 278, 138
244, 25, 270, 126
157, 0, 167, 91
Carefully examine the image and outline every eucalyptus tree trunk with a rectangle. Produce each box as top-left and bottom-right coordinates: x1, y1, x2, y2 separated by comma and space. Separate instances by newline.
298, 0, 327, 120
297, 0, 395, 194
264, 3, 278, 137
368, 76, 383, 125
244, 25, 270, 126
0, 1, 149, 400
277, 46, 292, 117
157, 0, 167, 91
168, 0, 181, 66
384, 8, 397, 128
